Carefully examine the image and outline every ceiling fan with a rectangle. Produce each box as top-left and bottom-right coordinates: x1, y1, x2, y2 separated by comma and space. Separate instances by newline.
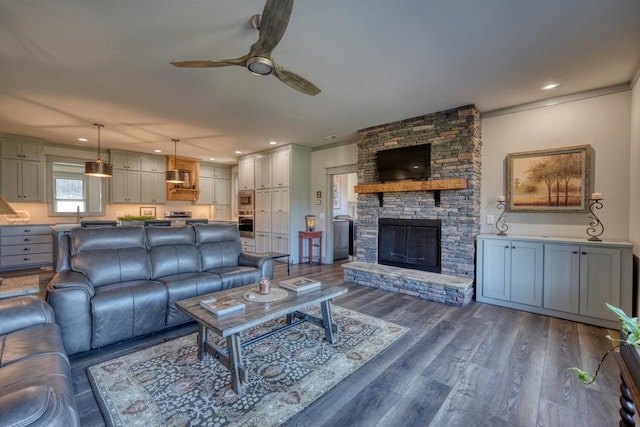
170, 0, 320, 96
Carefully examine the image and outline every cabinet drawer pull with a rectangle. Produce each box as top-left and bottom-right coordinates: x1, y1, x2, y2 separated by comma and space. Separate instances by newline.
505, 245, 509, 248
23, 238, 31, 242
23, 257, 31, 261
581, 252, 587, 255
573, 251, 578, 254
23, 248, 31, 251
512, 246, 516, 249
23, 229, 31, 233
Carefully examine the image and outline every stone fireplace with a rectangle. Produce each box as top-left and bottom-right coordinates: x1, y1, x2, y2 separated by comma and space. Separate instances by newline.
342, 105, 481, 306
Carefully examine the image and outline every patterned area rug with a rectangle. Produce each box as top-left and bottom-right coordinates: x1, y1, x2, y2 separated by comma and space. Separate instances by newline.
87, 305, 407, 426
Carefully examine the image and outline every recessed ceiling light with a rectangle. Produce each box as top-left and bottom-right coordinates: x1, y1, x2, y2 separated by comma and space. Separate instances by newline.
209, 157, 216, 161
154, 149, 162, 153
235, 150, 242, 154
541, 83, 560, 90
323, 135, 338, 140
269, 141, 277, 145
78, 137, 88, 142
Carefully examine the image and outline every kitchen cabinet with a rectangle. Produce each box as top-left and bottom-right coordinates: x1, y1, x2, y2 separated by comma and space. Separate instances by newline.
110, 152, 140, 170
199, 176, 231, 205
0, 137, 45, 202
140, 156, 165, 173
255, 232, 272, 253
0, 225, 52, 271
271, 149, 290, 187
476, 234, 632, 329
140, 171, 166, 203
271, 233, 289, 254
255, 189, 271, 232
240, 237, 255, 252
111, 169, 140, 203
255, 155, 272, 189
271, 187, 290, 235
238, 157, 255, 190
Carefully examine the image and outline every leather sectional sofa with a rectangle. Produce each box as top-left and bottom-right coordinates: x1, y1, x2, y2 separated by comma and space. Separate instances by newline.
47, 223, 274, 355
0, 296, 79, 426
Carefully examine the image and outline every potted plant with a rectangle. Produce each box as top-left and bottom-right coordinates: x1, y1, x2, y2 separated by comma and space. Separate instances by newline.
570, 303, 640, 384
117, 215, 155, 226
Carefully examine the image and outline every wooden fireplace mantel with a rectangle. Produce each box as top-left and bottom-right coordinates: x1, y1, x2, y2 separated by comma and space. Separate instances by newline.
354, 178, 467, 207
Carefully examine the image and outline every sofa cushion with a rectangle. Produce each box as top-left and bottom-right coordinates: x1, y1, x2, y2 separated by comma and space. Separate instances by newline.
91, 280, 167, 348
70, 227, 150, 287
146, 226, 201, 278
157, 272, 224, 325
195, 223, 243, 270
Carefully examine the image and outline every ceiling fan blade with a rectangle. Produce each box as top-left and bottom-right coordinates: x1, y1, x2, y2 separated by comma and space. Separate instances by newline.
250, 0, 294, 57
272, 62, 321, 96
171, 55, 248, 68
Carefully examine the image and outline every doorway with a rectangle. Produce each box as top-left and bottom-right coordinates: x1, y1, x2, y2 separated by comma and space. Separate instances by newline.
327, 167, 357, 263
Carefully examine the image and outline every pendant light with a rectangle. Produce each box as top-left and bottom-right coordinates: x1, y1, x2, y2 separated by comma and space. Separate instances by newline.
85, 123, 113, 177
165, 138, 185, 183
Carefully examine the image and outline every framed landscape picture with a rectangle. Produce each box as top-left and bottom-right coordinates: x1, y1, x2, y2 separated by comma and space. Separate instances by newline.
506, 145, 593, 212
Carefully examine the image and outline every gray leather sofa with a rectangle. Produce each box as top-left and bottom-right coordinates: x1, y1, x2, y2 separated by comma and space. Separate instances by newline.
47, 223, 274, 355
0, 296, 79, 426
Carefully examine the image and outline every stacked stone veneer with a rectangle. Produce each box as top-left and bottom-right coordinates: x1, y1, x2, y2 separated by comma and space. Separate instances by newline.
344, 105, 482, 306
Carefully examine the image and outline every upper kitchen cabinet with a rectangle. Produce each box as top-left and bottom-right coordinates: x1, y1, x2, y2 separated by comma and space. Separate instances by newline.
198, 163, 231, 205
166, 155, 200, 201
255, 155, 272, 189
110, 152, 141, 170
271, 149, 290, 188
0, 135, 45, 202
238, 157, 255, 190
140, 156, 166, 173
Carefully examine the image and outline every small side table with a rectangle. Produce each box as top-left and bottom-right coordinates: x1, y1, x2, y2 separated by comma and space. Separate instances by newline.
299, 231, 323, 265
262, 252, 291, 276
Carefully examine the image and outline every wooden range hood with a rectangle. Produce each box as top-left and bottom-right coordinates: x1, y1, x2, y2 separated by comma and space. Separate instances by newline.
354, 178, 467, 207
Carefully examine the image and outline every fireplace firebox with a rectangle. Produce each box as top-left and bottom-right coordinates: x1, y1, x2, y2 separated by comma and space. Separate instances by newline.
378, 218, 441, 273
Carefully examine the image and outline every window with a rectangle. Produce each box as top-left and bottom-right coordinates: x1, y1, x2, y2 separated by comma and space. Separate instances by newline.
47, 158, 106, 216
54, 176, 86, 212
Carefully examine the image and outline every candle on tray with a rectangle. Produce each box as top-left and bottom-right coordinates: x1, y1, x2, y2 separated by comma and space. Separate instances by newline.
591, 192, 603, 200
497, 195, 506, 202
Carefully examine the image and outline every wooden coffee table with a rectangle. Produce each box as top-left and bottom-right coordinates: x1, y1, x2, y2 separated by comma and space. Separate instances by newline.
176, 282, 348, 395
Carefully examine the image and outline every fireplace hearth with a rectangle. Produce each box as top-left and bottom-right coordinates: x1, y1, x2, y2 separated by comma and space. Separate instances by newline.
378, 218, 441, 273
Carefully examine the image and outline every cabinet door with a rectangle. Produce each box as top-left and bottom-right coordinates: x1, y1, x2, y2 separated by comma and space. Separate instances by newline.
198, 176, 215, 204
272, 150, 290, 187
199, 164, 215, 178
543, 244, 580, 313
255, 189, 271, 232
480, 239, 511, 301
1, 158, 21, 200
272, 188, 290, 235
509, 241, 543, 306
214, 168, 231, 179
255, 232, 272, 252
214, 178, 231, 204
579, 247, 621, 321
112, 170, 140, 203
19, 143, 44, 161
111, 153, 140, 170
255, 156, 272, 189
141, 172, 166, 203
140, 157, 164, 172
238, 157, 255, 190
272, 233, 289, 254
1, 140, 23, 159
20, 160, 44, 201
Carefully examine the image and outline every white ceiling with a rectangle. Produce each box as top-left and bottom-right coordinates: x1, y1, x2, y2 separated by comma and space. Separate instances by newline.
1, 0, 639, 164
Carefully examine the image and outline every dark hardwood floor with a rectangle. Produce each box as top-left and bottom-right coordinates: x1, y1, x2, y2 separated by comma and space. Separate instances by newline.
12, 261, 623, 426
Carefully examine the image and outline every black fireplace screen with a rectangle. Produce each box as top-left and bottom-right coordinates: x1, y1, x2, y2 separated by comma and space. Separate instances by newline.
378, 218, 441, 273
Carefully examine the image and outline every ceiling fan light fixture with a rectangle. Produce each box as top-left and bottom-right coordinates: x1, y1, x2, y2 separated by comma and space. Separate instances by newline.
246, 57, 273, 75
85, 123, 113, 177
166, 138, 185, 183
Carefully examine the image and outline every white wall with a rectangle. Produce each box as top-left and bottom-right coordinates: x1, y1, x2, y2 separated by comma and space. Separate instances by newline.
481, 91, 632, 240
629, 80, 640, 257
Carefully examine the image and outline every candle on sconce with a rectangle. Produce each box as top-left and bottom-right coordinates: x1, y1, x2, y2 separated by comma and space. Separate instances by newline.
591, 192, 603, 200
497, 195, 506, 202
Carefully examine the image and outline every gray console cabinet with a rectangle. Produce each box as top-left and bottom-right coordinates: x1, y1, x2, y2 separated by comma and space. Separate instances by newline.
476, 234, 632, 329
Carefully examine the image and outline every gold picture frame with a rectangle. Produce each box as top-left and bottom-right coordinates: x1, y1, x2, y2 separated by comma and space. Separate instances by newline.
506, 145, 593, 212
140, 207, 156, 218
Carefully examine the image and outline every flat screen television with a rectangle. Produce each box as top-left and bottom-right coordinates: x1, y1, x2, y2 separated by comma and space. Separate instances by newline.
376, 144, 431, 182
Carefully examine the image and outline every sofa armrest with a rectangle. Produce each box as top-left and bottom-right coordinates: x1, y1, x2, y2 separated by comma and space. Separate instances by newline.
0, 296, 55, 336
238, 252, 274, 279
46, 271, 95, 355
0, 385, 78, 427
47, 271, 95, 298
